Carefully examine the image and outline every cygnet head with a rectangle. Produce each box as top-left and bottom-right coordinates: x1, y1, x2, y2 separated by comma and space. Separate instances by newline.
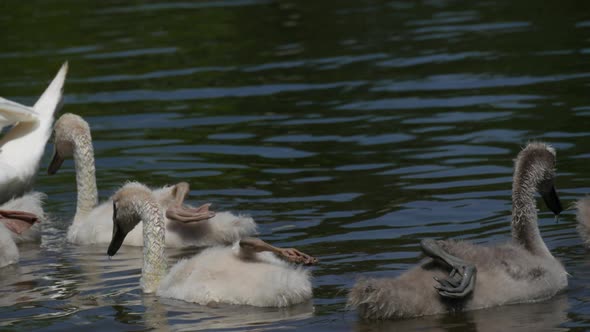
107, 182, 155, 256
514, 142, 563, 215
48, 113, 91, 175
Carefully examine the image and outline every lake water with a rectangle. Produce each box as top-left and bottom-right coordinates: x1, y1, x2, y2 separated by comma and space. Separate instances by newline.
1, 0, 590, 331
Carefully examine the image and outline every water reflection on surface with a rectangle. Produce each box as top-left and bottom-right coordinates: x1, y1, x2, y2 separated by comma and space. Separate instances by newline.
355, 294, 570, 332
1, 0, 590, 330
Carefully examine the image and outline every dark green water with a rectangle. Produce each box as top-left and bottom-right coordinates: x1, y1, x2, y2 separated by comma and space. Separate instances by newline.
1, 0, 590, 330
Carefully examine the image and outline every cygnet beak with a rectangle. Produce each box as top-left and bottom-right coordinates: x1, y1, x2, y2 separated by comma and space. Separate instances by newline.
47, 145, 65, 175
107, 201, 126, 257
541, 185, 563, 216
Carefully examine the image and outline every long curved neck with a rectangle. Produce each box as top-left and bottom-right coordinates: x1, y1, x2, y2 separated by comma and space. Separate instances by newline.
138, 200, 168, 293
511, 173, 552, 257
72, 133, 98, 218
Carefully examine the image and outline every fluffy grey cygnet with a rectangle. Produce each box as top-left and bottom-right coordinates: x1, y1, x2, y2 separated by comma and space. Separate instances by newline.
347, 142, 567, 319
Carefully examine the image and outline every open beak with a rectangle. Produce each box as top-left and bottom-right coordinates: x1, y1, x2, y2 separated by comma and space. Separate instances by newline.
47, 147, 64, 175
541, 185, 563, 216
107, 202, 126, 256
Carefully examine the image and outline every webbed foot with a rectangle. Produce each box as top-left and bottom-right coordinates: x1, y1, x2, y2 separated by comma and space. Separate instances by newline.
0, 210, 39, 234
433, 265, 476, 298
239, 237, 318, 265
277, 247, 318, 265
421, 238, 477, 299
165, 182, 215, 223
166, 203, 215, 223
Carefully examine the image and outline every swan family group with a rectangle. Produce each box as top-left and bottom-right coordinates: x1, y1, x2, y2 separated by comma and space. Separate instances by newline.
1, 63, 588, 320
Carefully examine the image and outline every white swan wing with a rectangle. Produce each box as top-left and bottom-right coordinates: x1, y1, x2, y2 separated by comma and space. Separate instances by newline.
0, 61, 67, 131
0, 97, 38, 129
0, 161, 25, 202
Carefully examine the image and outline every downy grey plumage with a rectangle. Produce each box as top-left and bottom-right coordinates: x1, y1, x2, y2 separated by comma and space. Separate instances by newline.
347, 142, 567, 319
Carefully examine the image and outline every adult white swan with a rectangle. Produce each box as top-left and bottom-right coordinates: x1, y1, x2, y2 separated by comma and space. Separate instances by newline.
0, 63, 68, 204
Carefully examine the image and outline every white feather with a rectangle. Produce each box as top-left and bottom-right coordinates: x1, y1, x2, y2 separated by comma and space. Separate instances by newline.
0, 63, 68, 204
158, 245, 312, 307
111, 183, 313, 307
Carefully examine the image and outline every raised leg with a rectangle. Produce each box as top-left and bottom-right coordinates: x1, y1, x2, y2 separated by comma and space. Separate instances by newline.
0, 210, 39, 234
420, 239, 476, 299
165, 182, 215, 223
239, 237, 318, 265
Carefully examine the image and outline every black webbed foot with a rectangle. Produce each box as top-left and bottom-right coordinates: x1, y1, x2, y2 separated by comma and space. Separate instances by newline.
433, 265, 476, 298
420, 238, 477, 299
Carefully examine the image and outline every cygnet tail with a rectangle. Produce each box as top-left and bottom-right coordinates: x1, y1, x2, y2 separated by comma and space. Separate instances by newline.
33, 62, 68, 118
347, 274, 443, 320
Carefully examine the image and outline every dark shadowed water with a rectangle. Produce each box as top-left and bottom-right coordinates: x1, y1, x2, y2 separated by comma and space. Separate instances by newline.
1, 0, 590, 331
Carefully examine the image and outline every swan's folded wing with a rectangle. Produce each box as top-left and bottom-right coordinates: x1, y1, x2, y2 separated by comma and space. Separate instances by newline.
0, 97, 37, 129
0, 161, 21, 202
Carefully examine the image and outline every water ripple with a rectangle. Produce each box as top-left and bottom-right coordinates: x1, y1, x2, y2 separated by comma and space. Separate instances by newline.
3, 0, 590, 331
